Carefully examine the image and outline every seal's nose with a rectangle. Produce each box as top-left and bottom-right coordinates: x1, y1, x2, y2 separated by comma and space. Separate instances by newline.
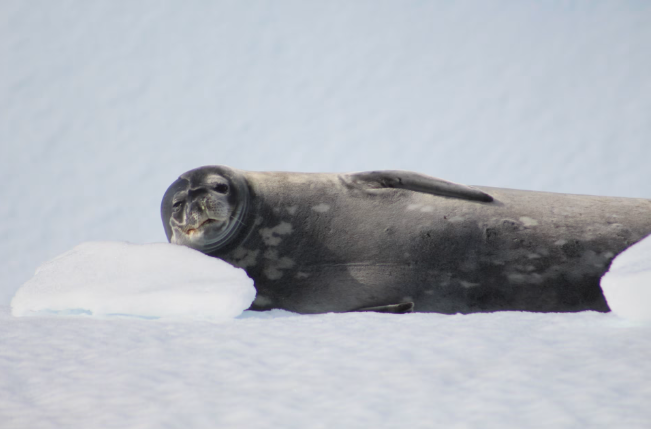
187, 188, 211, 212
185, 198, 206, 226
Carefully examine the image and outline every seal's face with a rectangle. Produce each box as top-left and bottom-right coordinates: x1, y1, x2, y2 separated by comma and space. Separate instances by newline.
161, 166, 249, 254
169, 175, 232, 244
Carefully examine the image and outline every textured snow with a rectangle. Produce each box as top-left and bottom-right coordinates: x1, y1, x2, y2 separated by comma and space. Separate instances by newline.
601, 234, 651, 323
11, 242, 255, 320
2, 0, 651, 427
2, 308, 651, 429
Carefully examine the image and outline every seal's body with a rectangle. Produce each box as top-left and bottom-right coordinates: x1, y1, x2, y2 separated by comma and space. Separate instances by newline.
161, 166, 651, 314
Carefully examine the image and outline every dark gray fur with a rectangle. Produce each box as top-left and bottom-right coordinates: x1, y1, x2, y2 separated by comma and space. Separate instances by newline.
161, 165, 651, 314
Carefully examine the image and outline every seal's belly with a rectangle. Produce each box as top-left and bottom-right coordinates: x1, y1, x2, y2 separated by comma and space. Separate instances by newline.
248, 262, 422, 313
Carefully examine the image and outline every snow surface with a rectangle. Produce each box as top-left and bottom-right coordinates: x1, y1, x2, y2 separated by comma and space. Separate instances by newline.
2, 308, 651, 429
601, 234, 651, 323
2, 0, 651, 427
11, 242, 255, 320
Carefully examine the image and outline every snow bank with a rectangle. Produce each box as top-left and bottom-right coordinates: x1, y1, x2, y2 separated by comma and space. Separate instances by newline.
11, 242, 255, 320
601, 234, 651, 323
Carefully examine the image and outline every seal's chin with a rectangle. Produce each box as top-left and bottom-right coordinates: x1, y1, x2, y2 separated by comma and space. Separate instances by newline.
172, 214, 241, 254
186, 219, 218, 236
170, 217, 232, 252
180, 218, 228, 241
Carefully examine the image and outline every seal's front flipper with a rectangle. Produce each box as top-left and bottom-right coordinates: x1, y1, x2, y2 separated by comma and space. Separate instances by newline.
355, 302, 414, 314
348, 170, 493, 202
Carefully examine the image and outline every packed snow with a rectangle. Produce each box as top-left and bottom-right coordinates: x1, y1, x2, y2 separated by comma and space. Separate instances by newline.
601, 234, 651, 323
2, 308, 651, 429
11, 241, 255, 320
2, 0, 651, 428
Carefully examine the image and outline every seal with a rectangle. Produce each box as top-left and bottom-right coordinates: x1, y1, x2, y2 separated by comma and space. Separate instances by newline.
161, 165, 651, 314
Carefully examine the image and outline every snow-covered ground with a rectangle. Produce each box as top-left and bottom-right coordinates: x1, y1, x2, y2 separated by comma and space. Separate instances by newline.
2, 307, 651, 429
2, 0, 651, 427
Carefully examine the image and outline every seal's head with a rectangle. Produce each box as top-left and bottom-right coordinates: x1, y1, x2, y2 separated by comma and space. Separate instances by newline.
161, 165, 249, 254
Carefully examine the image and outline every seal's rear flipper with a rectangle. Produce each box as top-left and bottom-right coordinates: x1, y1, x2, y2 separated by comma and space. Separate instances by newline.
348, 170, 493, 202
355, 302, 414, 314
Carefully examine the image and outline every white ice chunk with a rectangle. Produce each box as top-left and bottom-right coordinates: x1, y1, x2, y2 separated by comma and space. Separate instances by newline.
11, 241, 255, 320
601, 234, 651, 323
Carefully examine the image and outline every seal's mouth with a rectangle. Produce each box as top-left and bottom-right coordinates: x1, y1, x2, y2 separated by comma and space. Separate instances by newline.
185, 219, 218, 236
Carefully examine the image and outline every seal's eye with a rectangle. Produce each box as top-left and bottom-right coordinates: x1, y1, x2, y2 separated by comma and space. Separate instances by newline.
215, 183, 229, 194
172, 201, 184, 211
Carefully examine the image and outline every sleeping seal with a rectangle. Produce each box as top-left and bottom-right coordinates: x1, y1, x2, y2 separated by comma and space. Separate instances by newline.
161, 165, 651, 314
